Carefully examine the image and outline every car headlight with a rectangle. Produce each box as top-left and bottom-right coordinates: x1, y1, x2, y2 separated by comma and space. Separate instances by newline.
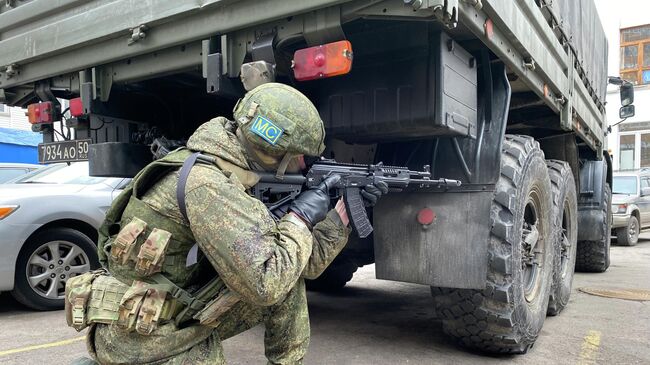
613, 204, 628, 214
0, 205, 19, 220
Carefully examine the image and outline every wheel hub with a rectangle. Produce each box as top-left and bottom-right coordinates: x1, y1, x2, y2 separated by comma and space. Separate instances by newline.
629, 219, 637, 239
26, 240, 90, 300
521, 191, 545, 303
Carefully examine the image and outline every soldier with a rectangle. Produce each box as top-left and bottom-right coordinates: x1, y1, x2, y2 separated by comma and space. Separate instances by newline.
66, 83, 387, 364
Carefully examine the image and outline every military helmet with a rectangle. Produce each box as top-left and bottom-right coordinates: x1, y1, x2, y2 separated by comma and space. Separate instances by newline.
233, 83, 325, 158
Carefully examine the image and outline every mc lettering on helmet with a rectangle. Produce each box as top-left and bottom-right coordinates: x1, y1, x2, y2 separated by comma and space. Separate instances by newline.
250, 115, 284, 145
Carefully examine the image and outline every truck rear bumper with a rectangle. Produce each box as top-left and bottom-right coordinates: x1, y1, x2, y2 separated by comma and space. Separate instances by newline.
373, 191, 491, 290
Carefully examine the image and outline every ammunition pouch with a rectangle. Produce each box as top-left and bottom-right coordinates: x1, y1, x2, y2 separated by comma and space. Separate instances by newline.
66, 272, 241, 334
118, 280, 179, 335
134, 228, 171, 276
65, 270, 108, 331
110, 217, 147, 264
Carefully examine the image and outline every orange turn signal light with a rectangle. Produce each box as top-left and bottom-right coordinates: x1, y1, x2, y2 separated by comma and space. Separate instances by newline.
0, 205, 19, 220
27, 102, 54, 124
293, 40, 353, 81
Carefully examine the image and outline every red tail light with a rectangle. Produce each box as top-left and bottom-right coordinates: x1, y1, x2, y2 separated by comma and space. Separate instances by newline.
27, 102, 54, 124
69, 97, 84, 117
293, 40, 353, 81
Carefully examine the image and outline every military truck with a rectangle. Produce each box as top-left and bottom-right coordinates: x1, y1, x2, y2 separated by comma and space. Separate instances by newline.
0, 0, 633, 354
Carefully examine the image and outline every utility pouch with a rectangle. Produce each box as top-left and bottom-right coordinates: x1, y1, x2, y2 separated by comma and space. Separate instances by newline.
86, 275, 130, 325
117, 281, 149, 331
136, 288, 167, 335
117, 280, 176, 334
110, 217, 147, 264
65, 269, 107, 331
135, 228, 172, 276
194, 288, 241, 327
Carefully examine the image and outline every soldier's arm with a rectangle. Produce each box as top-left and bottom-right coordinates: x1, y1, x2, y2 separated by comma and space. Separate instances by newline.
302, 205, 351, 280
185, 167, 313, 306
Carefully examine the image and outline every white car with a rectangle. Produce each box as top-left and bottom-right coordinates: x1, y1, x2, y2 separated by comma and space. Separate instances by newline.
0, 162, 127, 310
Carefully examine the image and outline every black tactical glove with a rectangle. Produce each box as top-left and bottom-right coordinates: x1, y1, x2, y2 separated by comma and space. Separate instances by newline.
361, 181, 389, 207
289, 175, 341, 227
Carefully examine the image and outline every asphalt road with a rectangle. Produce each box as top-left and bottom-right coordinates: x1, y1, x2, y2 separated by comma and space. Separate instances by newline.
1, 236, 649, 365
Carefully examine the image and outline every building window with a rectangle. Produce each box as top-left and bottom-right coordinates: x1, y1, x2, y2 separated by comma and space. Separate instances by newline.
620, 134, 636, 170
0, 103, 6, 114
620, 25, 650, 85
641, 134, 650, 168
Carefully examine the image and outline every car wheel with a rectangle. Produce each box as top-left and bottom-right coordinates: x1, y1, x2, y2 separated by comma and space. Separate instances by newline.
616, 215, 639, 246
11, 227, 99, 310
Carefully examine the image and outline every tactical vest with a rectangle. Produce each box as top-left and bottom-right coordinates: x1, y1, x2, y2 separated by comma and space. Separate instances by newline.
65, 149, 240, 335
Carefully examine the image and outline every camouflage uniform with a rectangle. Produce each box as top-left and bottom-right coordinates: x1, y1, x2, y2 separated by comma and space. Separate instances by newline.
75, 85, 350, 365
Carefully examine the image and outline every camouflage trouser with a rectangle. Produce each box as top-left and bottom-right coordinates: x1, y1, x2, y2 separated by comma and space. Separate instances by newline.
88, 279, 309, 365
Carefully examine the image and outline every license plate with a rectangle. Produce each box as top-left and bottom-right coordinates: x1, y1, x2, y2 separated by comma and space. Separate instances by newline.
38, 139, 91, 164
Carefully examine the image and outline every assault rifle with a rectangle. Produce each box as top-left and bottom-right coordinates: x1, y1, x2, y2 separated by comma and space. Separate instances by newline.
251, 159, 461, 238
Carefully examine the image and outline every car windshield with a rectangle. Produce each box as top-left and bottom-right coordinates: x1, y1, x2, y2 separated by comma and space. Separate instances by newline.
613, 176, 637, 195
17, 162, 105, 185
0, 168, 32, 183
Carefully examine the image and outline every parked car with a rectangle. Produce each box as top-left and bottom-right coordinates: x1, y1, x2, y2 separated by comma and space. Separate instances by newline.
611, 169, 650, 246
0, 162, 128, 310
0, 162, 41, 183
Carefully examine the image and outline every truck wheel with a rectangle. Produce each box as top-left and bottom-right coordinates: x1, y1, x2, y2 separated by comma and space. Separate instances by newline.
615, 215, 639, 246
546, 160, 578, 316
431, 135, 554, 354
11, 228, 99, 310
306, 255, 358, 292
575, 184, 612, 272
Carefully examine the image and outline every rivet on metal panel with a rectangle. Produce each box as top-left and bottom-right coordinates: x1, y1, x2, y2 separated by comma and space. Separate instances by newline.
404, 0, 423, 10
2, 64, 19, 79
128, 25, 148, 46
461, 0, 482, 10
523, 58, 536, 71
483, 19, 493, 39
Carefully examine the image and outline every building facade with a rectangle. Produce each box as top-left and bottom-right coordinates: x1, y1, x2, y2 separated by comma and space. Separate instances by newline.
0, 103, 30, 131
596, 0, 650, 171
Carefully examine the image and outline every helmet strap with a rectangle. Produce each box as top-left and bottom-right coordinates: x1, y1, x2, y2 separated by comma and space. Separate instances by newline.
275, 153, 296, 179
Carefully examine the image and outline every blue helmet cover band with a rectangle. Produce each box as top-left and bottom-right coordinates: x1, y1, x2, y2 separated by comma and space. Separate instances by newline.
250, 115, 284, 145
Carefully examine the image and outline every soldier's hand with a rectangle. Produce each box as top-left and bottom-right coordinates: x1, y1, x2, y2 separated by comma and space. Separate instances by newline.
289, 174, 341, 227
361, 181, 389, 207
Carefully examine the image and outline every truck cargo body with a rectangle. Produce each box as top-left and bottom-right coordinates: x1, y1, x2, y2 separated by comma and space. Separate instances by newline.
0, 0, 607, 150
0, 0, 616, 354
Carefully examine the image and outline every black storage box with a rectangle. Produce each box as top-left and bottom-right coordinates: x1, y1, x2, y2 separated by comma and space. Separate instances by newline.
307, 23, 478, 142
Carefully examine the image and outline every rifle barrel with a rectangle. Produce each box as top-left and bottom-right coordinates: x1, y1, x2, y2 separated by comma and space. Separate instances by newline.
257, 173, 307, 185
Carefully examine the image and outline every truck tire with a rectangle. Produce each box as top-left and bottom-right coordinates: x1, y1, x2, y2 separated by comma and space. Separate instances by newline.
545, 160, 578, 316
431, 135, 554, 354
575, 184, 611, 272
615, 215, 639, 246
306, 254, 358, 292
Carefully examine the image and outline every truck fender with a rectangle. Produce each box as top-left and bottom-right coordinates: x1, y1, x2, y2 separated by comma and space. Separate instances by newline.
577, 158, 609, 241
